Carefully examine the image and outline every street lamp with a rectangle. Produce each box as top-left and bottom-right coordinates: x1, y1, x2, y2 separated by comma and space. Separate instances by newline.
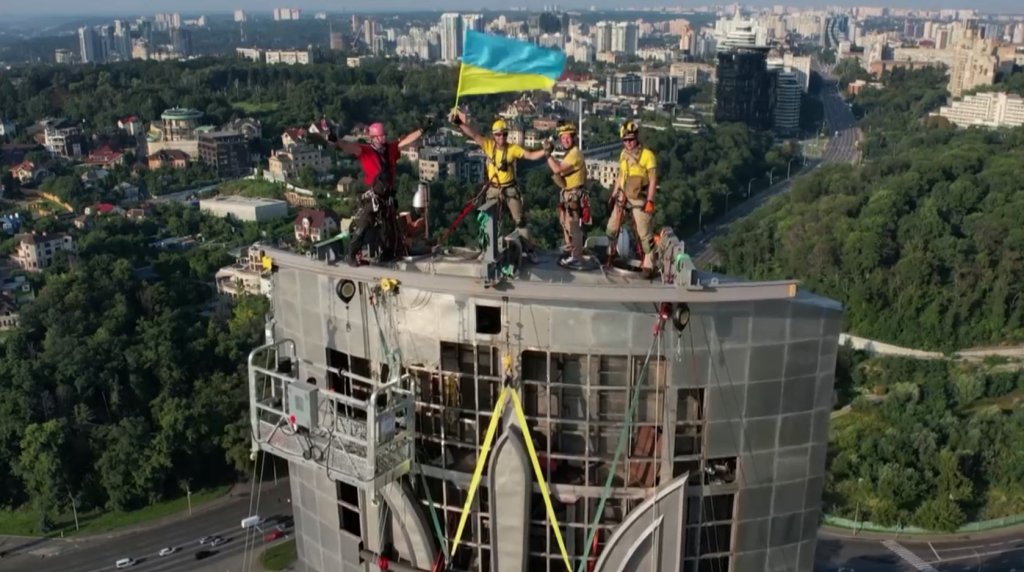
787, 158, 796, 179
768, 168, 776, 186
747, 177, 755, 198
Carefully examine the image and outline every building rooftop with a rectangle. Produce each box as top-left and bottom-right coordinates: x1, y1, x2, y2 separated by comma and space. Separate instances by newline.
161, 107, 203, 121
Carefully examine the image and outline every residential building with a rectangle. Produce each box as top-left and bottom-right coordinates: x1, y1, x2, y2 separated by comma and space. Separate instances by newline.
593, 21, 613, 53
773, 71, 802, 136
265, 50, 313, 65
273, 8, 301, 21
668, 62, 714, 87
86, 145, 125, 169
9, 161, 45, 184
0, 295, 18, 331
42, 119, 85, 159
11, 232, 75, 271
147, 107, 203, 158
949, 24, 998, 98
440, 13, 463, 63
54, 48, 74, 63
267, 143, 331, 182
198, 131, 250, 178
223, 117, 263, 140
215, 244, 272, 298
935, 92, 1024, 128
612, 22, 639, 55
147, 149, 190, 170
715, 47, 773, 131
606, 73, 643, 97
118, 116, 143, 136
417, 147, 482, 184
587, 158, 620, 189
294, 209, 339, 244
200, 195, 289, 222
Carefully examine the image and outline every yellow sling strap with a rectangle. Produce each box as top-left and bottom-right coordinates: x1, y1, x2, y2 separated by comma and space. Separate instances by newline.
449, 383, 572, 572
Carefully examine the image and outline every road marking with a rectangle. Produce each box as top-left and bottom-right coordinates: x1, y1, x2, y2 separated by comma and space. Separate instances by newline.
937, 544, 1024, 564
929, 542, 940, 561
882, 540, 940, 571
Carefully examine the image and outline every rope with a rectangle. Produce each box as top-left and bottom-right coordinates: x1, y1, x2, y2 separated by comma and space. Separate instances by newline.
574, 308, 670, 572
437, 187, 486, 246
415, 460, 450, 563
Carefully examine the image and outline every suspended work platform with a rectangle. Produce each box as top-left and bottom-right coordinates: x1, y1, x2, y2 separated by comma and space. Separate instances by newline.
248, 338, 415, 497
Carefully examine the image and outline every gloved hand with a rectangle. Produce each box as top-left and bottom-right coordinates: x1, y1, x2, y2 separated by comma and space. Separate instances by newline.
542, 139, 554, 155
644, 200, 655, 215
448, 109, 464, 126
420, 117, 435, 133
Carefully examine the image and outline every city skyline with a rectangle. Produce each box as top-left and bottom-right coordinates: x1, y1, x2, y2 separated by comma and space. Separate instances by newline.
4, 0, 1024, 17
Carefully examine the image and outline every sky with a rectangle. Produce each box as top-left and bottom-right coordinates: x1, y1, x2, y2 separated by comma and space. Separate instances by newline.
3, 0, 1022, 17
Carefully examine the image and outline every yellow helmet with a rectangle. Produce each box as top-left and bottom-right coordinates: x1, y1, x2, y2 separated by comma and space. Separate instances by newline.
491, 119, 508, 134
620, 120, 639, 139
556, 122, 577, 135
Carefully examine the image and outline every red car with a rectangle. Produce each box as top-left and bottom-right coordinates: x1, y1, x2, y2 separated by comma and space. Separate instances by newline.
264, 529, 284, 542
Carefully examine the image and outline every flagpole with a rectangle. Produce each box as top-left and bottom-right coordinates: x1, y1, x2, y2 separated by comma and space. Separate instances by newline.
453, 62, 465, 114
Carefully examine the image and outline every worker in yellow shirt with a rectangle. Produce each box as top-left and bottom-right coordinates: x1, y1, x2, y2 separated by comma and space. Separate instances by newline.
543, 122, 588, 265
451, 110, 548, 256
607, 120, 657, 275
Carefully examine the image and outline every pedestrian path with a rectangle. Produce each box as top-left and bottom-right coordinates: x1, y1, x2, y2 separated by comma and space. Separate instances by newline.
882, 540, 939, 571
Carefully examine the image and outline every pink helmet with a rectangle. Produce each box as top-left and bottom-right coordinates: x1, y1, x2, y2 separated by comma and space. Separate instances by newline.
368, 122, 385, 137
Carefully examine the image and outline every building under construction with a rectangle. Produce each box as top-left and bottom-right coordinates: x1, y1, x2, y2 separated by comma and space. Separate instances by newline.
246, 216, 842, 572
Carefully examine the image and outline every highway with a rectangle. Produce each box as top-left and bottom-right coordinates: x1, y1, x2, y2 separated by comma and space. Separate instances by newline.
817, 527, 1024, 571
0, 481, 292, 572
688, 74, 861, 267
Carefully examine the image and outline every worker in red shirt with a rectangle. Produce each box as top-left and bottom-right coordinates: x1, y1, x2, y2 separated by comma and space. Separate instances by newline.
316, 120, 431, 265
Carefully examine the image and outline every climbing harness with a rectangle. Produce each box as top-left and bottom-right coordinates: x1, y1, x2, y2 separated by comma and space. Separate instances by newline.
448, 356, 573, 572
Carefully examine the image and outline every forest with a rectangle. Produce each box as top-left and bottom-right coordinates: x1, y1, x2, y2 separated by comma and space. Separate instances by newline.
827, 349, 1024, 530
715, 68, 1024, 351
0, 209, 273, 530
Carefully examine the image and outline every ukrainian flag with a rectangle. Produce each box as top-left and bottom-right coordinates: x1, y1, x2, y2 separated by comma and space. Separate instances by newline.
457, 30, 566, 97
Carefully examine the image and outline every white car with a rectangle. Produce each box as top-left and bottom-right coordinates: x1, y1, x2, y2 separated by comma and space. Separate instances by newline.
210, 536, 227, 547
115, 558, 136, 569
159, 546, 177, 556
198, 535, 213, 545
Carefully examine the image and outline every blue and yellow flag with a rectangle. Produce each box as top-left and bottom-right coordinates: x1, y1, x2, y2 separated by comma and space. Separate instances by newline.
457, 31, 566, 97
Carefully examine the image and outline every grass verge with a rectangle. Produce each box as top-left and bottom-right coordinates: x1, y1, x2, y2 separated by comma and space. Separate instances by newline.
260, 538, 297, 571
0, 485, 232, 537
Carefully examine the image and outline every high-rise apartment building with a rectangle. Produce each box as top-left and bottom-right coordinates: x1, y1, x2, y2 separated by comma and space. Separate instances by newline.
612, 22, 638, 55
440, 13, 463, 63
715, 47, 773, 131
593, 21, 613, 53
948, 23, 998, 98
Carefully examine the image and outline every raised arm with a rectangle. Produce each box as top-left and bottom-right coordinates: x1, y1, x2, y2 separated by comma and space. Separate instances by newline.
398, 129, 423, 150
521, 148, 548, 161
398, 117, 435, 150
451, 110, 486, 148
310, 132, 362, 156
